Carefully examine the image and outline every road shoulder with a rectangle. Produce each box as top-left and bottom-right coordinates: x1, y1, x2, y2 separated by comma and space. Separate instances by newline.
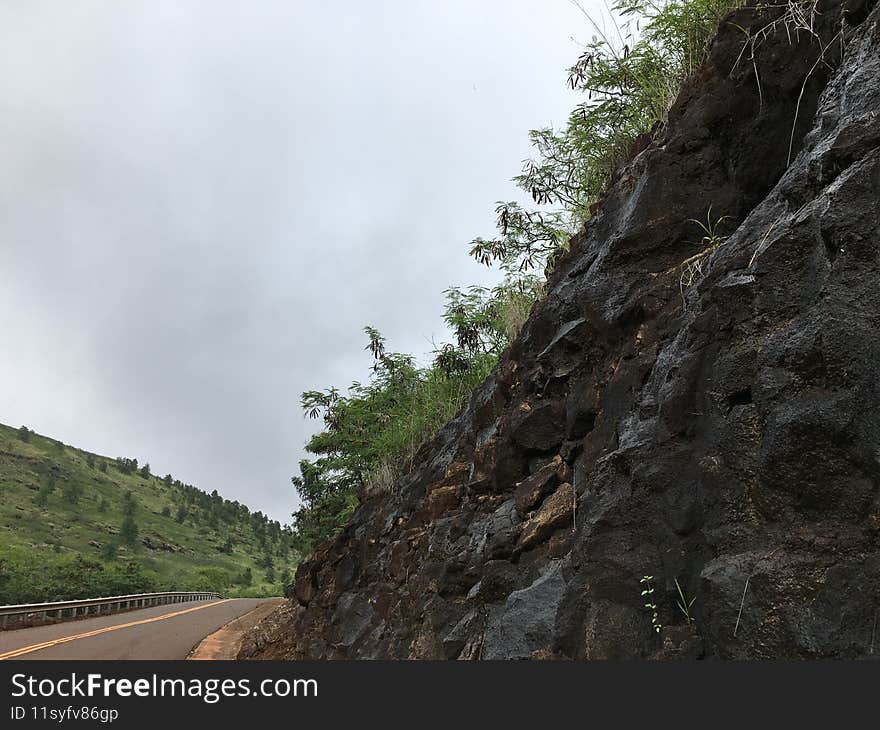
188, 598, 285, 660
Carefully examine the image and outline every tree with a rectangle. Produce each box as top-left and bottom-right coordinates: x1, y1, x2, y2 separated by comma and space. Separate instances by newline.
120, 514, 139, 546
98, 461, 108, 473
122, 491, 136, 518
34, 483, 52, 508
265, 563, 276, 583
175, 505, 188, 524
17, 426, 30, 442
61, 481, 84, 505
161, 505, 171, 517
115, 457, 137, 474
163, 474, 173, 487
258, 552, 275, 572
101, 540, 118, 561
139, 462, 151, 479
34, 477, 56, 507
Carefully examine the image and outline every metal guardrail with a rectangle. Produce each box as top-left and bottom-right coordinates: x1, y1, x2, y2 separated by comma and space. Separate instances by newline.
0, 591, 222, 630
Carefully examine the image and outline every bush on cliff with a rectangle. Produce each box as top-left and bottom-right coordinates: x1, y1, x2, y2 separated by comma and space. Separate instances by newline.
291, 276, 541, 550
469, 0, 742, 273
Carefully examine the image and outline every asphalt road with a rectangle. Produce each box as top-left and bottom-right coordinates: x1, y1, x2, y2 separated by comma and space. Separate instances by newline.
0, 598, 272, 660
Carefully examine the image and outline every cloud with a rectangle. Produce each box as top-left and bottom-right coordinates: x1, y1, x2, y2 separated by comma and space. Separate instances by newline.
0, 0, 590, 521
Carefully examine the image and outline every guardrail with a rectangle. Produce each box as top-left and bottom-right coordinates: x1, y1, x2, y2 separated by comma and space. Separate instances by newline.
0, 591, 223, 630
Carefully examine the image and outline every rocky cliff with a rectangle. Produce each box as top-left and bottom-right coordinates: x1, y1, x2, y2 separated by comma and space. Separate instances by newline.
247, 0, 880, 659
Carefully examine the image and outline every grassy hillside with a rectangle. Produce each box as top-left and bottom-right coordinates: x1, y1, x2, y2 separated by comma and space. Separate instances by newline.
0, 422, 296, 604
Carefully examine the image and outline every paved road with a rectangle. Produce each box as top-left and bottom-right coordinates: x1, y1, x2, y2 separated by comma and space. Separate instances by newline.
0, 598, 272, 660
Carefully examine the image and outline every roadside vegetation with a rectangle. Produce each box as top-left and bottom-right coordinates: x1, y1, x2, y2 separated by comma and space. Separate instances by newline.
0, 423, 295, 604
290, 0, 811, 552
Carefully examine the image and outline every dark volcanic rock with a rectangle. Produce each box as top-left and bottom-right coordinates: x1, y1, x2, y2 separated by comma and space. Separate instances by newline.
482, 560, 569, 659
510, 401, 565, 452
243, 2, 880, 659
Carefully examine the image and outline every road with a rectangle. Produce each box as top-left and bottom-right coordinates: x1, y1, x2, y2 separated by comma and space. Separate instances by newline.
0, 598, 273, 660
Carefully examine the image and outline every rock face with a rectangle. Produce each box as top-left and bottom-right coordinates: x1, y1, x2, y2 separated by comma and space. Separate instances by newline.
247, 1, 880, 659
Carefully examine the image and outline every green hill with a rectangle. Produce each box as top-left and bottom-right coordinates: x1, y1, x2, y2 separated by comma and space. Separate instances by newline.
0, 422, 296, 604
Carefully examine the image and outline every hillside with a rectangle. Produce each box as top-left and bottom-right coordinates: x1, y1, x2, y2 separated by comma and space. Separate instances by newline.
244, 0, 880, 659
0, 422, 296, 604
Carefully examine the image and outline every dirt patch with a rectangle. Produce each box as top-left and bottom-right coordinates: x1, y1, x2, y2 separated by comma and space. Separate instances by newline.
187, 599, 285, 660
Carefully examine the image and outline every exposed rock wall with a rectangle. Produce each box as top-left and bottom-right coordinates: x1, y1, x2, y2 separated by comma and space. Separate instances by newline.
249, 0, 880, 659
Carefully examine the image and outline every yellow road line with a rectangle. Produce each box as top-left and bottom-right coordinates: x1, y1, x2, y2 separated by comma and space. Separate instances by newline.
0, 599, 232, 660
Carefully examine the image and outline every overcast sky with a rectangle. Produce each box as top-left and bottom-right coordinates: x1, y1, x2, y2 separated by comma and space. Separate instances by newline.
0, 1, 596, 522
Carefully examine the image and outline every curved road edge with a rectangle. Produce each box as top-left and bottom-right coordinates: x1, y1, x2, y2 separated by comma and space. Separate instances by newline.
188, 598, 285, 660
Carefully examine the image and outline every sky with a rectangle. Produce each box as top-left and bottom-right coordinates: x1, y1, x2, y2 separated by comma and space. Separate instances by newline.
0, 0, 598, 522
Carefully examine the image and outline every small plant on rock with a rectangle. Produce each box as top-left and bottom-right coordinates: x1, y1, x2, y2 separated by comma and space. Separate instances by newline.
640, 575, 663, 634
672, 206, 731, 302
674, 577, 697, 623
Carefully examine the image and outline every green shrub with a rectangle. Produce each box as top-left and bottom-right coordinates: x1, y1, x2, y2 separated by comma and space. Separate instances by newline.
120, 514, 139, 546
34, 481, 53, 508
101, 540, 119, 561
193, 567, 231, 594
61, 481, 84, 505
0, 549, 157, 604
469, 0, 743, 274
292, 278, 540, 552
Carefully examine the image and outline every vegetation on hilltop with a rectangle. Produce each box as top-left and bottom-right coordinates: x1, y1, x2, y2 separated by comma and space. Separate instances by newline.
0, 423, 295, 604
